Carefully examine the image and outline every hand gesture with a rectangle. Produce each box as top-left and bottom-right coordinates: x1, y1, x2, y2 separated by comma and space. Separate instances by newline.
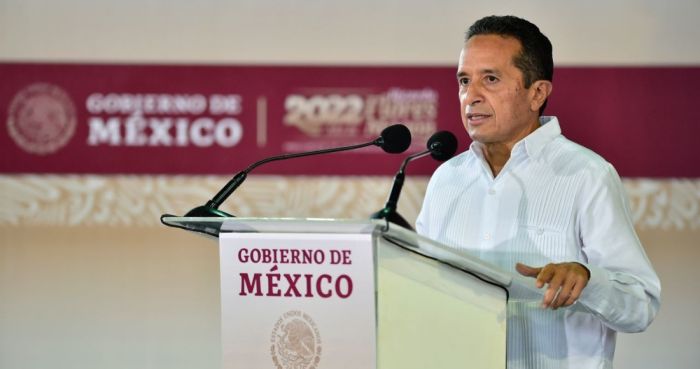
516, 262, 590, 309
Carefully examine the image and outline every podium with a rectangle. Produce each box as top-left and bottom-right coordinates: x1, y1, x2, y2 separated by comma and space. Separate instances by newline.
162, 216, 540, 369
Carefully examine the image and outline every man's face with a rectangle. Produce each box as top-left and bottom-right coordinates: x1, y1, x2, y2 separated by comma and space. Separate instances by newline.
457, 34, 542, 147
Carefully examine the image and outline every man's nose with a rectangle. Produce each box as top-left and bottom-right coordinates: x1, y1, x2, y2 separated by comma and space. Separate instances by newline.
462, 83, 484, 106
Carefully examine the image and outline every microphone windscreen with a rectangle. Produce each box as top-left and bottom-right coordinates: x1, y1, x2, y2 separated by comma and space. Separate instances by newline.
427, 131, 458, 161
379, 124, 412, 153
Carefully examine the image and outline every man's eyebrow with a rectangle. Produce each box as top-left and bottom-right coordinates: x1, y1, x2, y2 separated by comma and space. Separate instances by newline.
456, 68, 501, 78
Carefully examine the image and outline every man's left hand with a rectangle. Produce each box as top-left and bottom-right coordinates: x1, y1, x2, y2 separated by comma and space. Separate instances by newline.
516, 262, 590, 310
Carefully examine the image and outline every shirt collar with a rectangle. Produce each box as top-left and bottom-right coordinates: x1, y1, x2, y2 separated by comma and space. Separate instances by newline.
519, 116, 561, 158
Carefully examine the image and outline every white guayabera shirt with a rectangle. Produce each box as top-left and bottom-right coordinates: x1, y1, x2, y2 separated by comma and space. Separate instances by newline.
416, 116, 661, 369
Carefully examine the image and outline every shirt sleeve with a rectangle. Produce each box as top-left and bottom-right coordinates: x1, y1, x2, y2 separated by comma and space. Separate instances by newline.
415, 174, 434, 236
575, 162, 661, 333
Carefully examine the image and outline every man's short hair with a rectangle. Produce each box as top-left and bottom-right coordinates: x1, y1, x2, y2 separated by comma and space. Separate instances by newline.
466, 15, 553, 114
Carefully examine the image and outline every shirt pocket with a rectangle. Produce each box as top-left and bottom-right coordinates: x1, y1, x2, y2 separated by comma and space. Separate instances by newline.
515, 223, 574, 262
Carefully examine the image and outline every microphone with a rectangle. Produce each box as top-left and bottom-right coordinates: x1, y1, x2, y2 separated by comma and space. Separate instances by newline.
370, 130, 458, 229
183, 124, 412, 217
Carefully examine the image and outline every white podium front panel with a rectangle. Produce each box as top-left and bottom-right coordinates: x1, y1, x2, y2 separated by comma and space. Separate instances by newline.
219, 232, 376, 369
377, 239, 508, 369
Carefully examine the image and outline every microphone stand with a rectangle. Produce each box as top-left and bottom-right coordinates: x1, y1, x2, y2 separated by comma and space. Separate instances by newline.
370, 149, 432, 230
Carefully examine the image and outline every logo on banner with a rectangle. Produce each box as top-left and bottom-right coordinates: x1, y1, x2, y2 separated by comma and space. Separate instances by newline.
282, 87, 439, 152
7, 83, 77, 155
271, 310, 322, 369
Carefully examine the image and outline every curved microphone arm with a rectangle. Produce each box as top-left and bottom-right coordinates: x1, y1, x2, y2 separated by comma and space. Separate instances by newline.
371, 130, 458, 230
182, 123, 411, 218
185, 140, 378, 217
370, 149, 432, 230
386, 149, 432, 209
397, 149, 432, 175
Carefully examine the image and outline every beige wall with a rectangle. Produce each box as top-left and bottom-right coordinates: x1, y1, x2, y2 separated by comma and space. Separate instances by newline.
616, 229, 699, 368
1, 224, 221, 369
1, 0, 699, 65
2, 1, 700, 368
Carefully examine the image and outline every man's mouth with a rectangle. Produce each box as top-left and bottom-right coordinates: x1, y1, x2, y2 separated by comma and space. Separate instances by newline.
466, 113, 492, 123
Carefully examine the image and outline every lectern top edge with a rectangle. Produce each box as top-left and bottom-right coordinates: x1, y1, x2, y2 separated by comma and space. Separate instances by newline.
161, 215, 380, 237
161, 215, 522, 290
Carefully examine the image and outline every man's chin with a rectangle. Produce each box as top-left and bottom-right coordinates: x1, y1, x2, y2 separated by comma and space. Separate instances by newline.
466, 129, 486, 143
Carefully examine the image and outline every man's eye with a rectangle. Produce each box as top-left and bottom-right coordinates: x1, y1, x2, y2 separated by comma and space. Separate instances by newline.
485, 75, 499, 83
459, 78, 470, 86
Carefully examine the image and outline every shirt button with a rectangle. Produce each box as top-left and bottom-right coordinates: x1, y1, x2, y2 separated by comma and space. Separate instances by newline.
536, 228, 544, 235
488, 188, 496, 195
484, 232, 491, 240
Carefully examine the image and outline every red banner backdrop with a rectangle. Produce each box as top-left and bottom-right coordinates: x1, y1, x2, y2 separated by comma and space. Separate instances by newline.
1, 63, 698, 177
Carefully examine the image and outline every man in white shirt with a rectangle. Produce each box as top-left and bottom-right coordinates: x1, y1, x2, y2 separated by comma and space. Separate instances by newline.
416, 15, 660, 368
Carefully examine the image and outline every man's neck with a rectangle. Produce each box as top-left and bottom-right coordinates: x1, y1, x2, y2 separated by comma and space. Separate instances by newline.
481, 118, 541, 177
482, 143, 511, 177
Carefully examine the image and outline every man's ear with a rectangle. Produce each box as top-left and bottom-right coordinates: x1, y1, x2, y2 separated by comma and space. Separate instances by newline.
530, 80, 553, 112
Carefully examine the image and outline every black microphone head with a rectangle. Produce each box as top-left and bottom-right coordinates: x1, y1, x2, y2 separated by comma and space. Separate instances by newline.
377, 124, 412, 153
427, 131, 458, 161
